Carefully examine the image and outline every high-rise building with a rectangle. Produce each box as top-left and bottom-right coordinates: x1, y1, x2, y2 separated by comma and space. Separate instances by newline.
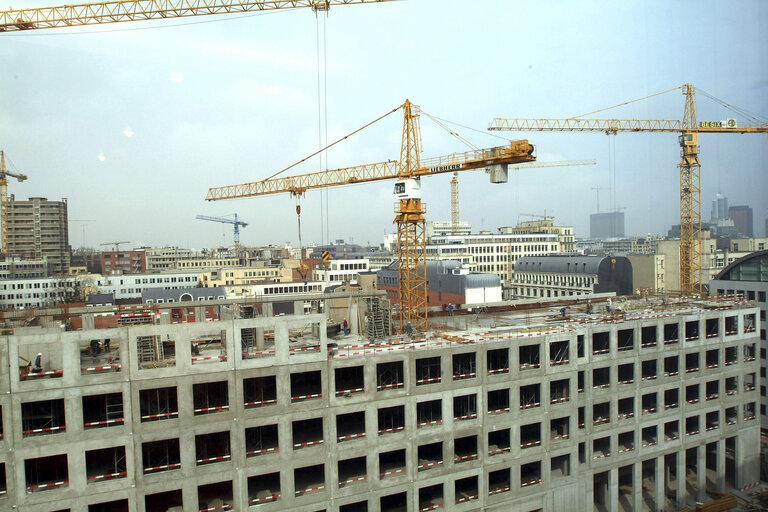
728, 205, 754, 237
7, 196, 70, 275
711, 193, 729, 220
589, 212, 625, 239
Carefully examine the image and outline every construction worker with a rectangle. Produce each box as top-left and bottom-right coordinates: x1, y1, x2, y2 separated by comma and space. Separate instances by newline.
342, 318, 349, 336
405, 321, 413, 338
33, 352, 42, 373
606, 298, 612, 313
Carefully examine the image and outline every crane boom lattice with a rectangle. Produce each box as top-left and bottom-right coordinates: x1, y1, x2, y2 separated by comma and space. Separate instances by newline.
0, 0, 397, 32
489, 83, 768, 295
206, 100, 537, 332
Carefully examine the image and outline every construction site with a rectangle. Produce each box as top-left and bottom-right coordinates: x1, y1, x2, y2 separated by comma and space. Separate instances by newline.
0, 2, 766, 512
0, 292, 763, 512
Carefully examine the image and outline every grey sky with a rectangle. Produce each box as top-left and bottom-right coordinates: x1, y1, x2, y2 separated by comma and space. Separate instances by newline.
1, 0, 766, 250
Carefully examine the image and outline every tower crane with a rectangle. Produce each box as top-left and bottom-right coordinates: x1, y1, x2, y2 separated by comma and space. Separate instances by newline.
0, 0, 396, 31
0, 151, 28, 257
196, 214, 248, 256
489, 84, 768, 295
206, 99, 537, 332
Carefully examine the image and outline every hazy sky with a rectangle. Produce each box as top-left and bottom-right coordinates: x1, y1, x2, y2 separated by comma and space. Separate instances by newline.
1, 0, 766, 250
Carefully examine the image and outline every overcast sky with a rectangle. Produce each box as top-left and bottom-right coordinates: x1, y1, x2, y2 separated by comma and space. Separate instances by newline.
1, 0, 766, 251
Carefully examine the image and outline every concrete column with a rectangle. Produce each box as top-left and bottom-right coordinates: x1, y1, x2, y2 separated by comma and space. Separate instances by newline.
655, 456, 665, 512
194, 305, 206, 320
262, 302, 273, 317
633, 461, 643, 512
609, 467, 619, 512
255, 327, 264, 351
716, 439, 726, 491
734, 434, 744, 488
81, 313, 95, 330
697, 444, 706, 503
676, 450, 686, 508
293, 300, 304, 315
348, 300, 359, 335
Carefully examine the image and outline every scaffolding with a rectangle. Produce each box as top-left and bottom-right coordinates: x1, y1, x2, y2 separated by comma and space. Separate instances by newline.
365, 297, 391, 340
137, 335, 175, 369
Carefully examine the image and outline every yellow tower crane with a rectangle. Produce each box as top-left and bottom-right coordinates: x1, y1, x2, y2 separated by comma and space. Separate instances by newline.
206, 100, 537, 332
0, 151, 28, 257
0, 0, 396, 31
489, 84, 768, 295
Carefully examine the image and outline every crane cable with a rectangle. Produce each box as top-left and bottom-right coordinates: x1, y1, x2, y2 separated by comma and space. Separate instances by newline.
570, 86, 681, 119
266, 104, 400, 182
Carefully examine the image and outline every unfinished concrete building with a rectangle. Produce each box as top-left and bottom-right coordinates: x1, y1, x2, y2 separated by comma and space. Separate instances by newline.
0, 296, 761, 512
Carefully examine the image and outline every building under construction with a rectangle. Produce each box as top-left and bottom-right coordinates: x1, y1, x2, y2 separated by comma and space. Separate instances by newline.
0, 294, 762, 512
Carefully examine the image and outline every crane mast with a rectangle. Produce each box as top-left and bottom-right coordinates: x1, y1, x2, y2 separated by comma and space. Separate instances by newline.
207, 100, 537, 332
489, 83, 768, 295
0, 151, 28, 257
394, 100, 427, 331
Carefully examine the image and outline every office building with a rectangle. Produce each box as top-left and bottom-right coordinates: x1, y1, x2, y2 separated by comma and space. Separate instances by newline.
728, 206, 754, 237
590, 212, 625, 239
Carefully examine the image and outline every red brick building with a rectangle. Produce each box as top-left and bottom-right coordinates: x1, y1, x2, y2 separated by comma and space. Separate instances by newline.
100, 250, 146, 274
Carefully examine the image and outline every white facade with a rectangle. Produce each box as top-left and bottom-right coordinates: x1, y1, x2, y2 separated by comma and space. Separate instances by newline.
428, 233, 561, 284
0, 276, 79, 310
94, 272, 201, 300
313, 258, 370, 286
465, 285, 502, 303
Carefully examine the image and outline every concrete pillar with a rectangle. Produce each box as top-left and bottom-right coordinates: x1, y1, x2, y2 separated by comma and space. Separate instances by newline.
633, 461, 643, 512
348, 300, 359, 335
609, 467, 619, 512
697, 444, 706, 503
655, 456, 664, 511
255, 327, 264, 351
676, 450, 686, 508
194, 306, 206, 321
293, 300, 304, 315
734, 433, 744, 488
262, 302, 273, 317
81, 313, 95, 330
716, 439, 726, 491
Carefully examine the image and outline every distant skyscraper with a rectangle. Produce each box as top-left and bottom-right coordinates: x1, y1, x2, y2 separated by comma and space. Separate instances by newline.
711, 193, 728, 220
728, 205, 753, 237
590, 212, 625, 239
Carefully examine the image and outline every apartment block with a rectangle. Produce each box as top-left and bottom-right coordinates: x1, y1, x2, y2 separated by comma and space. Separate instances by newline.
6, 196, 70, 275
101, 250, 147, 274
0, 297, 760, 512
143, 247, 194, 272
